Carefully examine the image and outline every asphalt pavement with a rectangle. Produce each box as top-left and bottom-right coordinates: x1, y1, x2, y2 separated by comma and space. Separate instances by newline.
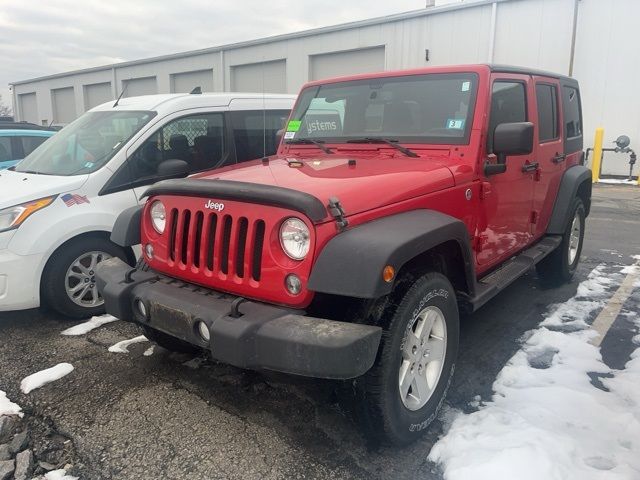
0, 184, 638, 480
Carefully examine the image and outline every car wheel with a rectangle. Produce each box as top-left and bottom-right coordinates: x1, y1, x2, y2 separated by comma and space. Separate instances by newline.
140, 325, 201, 354
536, 197, 586, 286
351, 272, 459, 445
41, 236, 129, 319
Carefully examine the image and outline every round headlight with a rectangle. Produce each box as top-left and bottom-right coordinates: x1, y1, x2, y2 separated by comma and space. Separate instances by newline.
279, 217, 310, 260
150, 201, 166, 234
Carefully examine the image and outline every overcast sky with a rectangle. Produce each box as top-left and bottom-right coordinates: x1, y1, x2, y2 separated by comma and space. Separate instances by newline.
0, 0, 424, 113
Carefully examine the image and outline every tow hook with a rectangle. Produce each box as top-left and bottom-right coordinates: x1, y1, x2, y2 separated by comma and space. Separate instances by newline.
328, 197, 349, 232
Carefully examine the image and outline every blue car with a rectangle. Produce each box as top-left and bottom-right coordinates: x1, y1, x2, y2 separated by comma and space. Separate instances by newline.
0, 129, 56, 169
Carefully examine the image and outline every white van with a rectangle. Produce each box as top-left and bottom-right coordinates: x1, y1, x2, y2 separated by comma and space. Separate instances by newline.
0, 93, 295, 317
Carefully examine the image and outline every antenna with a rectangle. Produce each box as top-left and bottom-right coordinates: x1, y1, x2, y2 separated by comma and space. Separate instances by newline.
190, 86, 202, 94
262, 58, 267, 160
113, 82, 128, 108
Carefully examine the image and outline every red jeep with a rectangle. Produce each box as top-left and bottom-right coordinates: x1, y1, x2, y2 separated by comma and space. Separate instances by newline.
97, 64, 591, 444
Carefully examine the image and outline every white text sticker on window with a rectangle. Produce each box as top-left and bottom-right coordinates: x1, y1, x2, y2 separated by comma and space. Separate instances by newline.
461, 81, 470, 92
284, 131, 296, 140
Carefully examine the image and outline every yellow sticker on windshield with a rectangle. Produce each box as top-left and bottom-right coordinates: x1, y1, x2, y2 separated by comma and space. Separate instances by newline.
287, 120, 301, 132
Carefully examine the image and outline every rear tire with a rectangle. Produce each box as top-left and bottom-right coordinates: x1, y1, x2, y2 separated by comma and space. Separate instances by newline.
41, 236, 129, 319
536, 197, 585, 286
349, 272, 459, 445
140, 325, 201, 354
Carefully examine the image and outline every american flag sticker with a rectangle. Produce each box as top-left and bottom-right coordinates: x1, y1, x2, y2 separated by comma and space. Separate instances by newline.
61, 193, 90, 207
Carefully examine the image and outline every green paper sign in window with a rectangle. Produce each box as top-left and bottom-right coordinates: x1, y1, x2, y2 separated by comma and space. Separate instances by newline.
287, 120, 301, 132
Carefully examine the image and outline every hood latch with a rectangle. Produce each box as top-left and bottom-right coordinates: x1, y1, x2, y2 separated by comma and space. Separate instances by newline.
327, 197, 348, 232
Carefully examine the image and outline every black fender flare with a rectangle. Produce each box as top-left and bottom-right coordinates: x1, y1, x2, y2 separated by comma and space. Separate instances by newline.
307, 210, 475, 299
547, 165, 592, 234
111, 205, 143, 247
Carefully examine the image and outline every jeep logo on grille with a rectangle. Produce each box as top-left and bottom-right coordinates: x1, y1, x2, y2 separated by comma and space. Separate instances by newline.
204, 200, 225, 211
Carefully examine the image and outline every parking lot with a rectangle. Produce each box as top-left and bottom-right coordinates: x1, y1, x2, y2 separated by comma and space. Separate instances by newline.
0, 183, 638, 479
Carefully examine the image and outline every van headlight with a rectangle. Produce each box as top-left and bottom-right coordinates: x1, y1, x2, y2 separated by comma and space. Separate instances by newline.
0, 196, 56, 233
279, 217, 310, 260
150, 201, 166, 234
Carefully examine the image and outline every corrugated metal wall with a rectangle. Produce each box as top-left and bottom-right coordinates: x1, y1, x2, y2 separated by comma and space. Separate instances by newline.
10, 0, 639, 177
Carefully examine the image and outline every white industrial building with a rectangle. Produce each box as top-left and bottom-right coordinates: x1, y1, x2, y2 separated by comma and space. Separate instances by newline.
9, 0, 640, 176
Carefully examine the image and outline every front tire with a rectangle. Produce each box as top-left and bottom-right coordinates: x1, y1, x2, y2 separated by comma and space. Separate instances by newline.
41, 236, 129, 319
352, 272, 459, 445
536, 197, 585, 285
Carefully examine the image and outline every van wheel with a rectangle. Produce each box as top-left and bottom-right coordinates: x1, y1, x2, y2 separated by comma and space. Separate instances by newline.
41, 236, 129, 319
350, 272, 459, 445
537, 197, 585, 286
140, 325, 201, 354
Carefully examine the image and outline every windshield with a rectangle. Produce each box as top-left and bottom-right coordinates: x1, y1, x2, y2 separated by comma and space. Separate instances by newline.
15, 110, 155, 175
286, 73, 478, 145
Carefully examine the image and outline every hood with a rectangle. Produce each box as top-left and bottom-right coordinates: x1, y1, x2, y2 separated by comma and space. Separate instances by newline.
195, 154, 455, 219
0, 169, 88, 209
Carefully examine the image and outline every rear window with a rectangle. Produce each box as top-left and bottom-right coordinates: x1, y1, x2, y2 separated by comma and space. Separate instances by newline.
536, 84, 559, 142
563, 86, 582, 139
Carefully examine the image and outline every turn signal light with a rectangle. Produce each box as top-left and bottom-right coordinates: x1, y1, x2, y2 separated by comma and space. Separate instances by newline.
383, 265, 395, 283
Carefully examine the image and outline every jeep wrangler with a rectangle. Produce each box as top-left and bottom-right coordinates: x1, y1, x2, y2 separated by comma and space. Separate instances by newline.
96, 64, 591, 445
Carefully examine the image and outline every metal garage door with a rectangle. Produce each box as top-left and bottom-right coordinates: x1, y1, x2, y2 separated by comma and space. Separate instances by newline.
231, 60, 286, 93
122, 77, 157, 97
171, 69, 214, 93
309, 47, 385, 81
52, 87, 77, 125
84, 82, 112, 110
18, 93, 38, 124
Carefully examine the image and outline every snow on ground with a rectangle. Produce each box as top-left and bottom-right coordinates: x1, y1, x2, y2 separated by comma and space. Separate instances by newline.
429, 265, 640, 480
143, 345, 155, 356
108, 335, 148, 353
597, 178, 638, 185
20, 363, 74, 394
45, 469, 79, 480
0, 389, 22, 416
60, 314, 119, 336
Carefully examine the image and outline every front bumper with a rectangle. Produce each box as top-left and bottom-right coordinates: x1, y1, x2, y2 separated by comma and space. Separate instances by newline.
96, 258, 382, 379
0, 248, 42, 311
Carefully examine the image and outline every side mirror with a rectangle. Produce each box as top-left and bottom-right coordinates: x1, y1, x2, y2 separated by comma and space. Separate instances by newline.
157, 159, 189, 179
486, 122, 534, 175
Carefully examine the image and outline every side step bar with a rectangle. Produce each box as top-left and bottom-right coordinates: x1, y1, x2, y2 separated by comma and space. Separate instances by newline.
464, 235, 562, 312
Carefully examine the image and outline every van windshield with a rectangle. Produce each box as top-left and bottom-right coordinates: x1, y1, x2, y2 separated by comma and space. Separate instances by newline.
15, 110, 155, 176
286, 73, 478, 145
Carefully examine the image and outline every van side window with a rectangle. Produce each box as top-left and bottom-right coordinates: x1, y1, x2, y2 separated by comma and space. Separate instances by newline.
563, 86, 582, 139
128, 112, 227, 181
536, 84, 559, 142
487, 81, 527, 153
231, 110, 290, 162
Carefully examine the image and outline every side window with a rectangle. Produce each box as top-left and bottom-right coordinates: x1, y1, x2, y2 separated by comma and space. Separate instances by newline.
232, 110, 290, 162
126, 112, 227, 183
0, 138, 12, 161
563, 86, 582, 139
20, 136, 49, 157
535, 84, 559, 142
487, 81, 527, 153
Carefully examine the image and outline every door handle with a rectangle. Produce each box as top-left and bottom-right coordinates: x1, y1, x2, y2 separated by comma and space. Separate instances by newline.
522, 162, 539, 173
552, 153, 566, 164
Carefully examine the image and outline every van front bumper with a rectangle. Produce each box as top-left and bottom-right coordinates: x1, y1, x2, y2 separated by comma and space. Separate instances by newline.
96, 257, 382, 379
0, 248, 42, 311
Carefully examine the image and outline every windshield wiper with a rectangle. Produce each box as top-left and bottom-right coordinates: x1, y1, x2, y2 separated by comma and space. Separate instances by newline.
346, 137, 419, 158
15, 169, 54, 175
285, 138, 334, 154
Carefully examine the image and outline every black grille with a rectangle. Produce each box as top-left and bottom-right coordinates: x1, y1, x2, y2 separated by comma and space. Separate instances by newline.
168, 209, 265, 281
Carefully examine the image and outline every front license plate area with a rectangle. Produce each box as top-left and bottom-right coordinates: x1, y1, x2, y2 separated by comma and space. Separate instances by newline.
149, 302, 193, 338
